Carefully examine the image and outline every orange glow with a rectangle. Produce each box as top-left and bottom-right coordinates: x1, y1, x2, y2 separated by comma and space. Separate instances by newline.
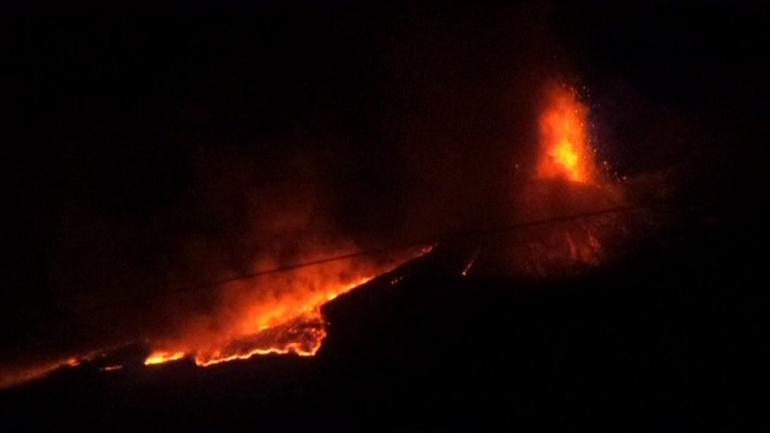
144, 246, 428, 367
0, 351, 102, 389
0, 361, 71, 389
460, 248, 480, 278
100, 364, 124, 372
510, 82, 626, 275
144, 351, 186, 366
536, 85, 595, 183
0, 248, 429, 387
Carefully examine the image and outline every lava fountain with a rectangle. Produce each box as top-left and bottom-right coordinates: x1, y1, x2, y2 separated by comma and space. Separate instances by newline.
536, 84, 596, 183
504, 83, 627, 276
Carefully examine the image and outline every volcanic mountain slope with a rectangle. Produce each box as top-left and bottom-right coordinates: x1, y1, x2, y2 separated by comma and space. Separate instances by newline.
1, 206, 767, 433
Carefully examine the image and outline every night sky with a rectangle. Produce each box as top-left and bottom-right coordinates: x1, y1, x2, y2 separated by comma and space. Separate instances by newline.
2, 1, 769, 431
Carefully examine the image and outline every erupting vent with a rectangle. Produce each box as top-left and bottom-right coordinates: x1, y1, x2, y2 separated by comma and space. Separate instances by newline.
500, 84, 627, 276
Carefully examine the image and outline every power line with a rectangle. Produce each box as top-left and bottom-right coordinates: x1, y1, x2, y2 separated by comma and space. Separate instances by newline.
76, 202, 666, 313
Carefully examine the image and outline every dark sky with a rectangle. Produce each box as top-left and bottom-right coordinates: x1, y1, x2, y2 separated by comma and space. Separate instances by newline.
1, 0, 768, 379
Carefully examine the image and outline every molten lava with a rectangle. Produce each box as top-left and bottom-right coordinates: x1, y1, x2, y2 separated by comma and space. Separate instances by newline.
0, 352, 104, 389
144, 247, 428, 367
144, 351, 185, 365
536, 85, 595, 183
506, 83, 626, 275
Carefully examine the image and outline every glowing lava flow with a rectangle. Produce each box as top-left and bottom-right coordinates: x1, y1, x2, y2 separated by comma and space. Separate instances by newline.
144, 247, 430, 367
0, 249, 431, 388
0, 352, 104, 390
144, 351, 185, 365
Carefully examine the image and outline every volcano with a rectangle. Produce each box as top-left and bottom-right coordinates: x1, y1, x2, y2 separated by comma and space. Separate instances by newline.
3, 2, 767, 432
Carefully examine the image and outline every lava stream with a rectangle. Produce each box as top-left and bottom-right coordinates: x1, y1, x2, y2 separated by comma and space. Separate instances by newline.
144, 247, 430, 367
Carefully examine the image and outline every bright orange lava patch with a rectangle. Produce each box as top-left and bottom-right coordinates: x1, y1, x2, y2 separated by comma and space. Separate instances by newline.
536, 86, 595, 183
144, 351, 186, 366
